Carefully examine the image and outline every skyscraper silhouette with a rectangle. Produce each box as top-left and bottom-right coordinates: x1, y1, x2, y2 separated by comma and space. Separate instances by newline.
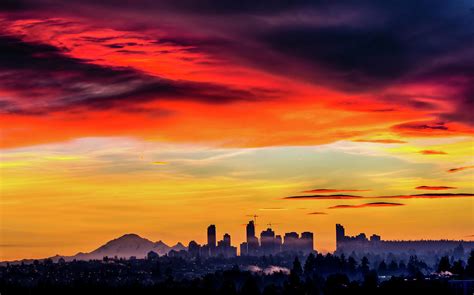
260, 228, 275, 255
336, 224, 345, 248
283, 232, 299, 252
223, 233, 231, 247
207, 224, 216, 255
301, 232, 314, 253
246, 220, 255, 242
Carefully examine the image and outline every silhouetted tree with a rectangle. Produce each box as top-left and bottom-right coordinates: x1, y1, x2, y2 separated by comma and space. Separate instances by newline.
347, 256, 357, 273
388, 260, 398, 273
262, 284, 279, 295
360, 256, 370, 274
338, 254, 346, 272
407, 256, 426, 277
363, 270, 378, 290
292, 257, 303, 277
398, 260, 406, 273
378, 260, 387, 274
151, 260, 161, 277
466, 250, 474, 278
241, 276, 260, 295
219, 279, 237, 295
451, 260, 464, 276
304, 253, 316, 276
324, 273, 350, 295
437, 256, 451, 272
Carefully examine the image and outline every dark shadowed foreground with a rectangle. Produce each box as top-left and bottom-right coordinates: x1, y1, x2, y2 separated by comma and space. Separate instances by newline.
2, 251, 474, 295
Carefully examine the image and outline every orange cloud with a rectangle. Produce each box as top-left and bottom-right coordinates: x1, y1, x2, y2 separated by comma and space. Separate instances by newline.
301, 189, 371, 193
2, 17, 473, 150
284, 194, 364, 200
415, 186, 457, 190
419, 150, 447, 155
328, 202, 404, 209
447, 166, 474, 173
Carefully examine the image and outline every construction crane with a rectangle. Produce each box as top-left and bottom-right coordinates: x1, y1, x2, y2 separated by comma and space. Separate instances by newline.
245, 214, 259, 226
266, 222, 281, 229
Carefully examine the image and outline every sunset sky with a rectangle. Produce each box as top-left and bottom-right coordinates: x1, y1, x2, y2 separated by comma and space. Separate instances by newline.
0, 1, 473, 261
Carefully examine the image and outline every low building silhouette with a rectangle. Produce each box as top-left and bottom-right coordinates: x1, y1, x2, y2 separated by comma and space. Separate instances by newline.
335, 223, 474, 256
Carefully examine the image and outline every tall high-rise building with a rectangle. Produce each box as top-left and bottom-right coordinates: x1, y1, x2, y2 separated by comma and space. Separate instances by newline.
260, 228, 275, 255
247, 236, 259, 256
207, 224, 216, 250
275, 235, 282, 253
223, 233, 231, 247
246, 220, 256, 242
244, 220, 260, 256
336, 224, 345, 248
283, 232, 299, 252
301, 232, 314, 253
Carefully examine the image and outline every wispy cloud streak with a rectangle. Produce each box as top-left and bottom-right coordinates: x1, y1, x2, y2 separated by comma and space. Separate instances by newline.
329, 202, 404, 209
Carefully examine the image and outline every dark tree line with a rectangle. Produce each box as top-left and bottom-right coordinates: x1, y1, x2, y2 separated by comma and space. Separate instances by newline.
1, 251, 474, 295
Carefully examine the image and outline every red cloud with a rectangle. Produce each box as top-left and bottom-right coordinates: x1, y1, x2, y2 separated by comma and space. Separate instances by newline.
307, 212, 328, 215
415, 186, 457, 190
419, 150, 447, 155
284, 194, 364, 200
328, 202, 404, 209
447, 166, 474, 173
379, 193, 474, 199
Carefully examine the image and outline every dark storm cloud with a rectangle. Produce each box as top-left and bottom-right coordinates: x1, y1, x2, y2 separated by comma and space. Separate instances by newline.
260, 25, 412, 91
0, 0, 315, 15
0, 0, 27, 11
0, 35, 274, 114
2, 0, 473, 123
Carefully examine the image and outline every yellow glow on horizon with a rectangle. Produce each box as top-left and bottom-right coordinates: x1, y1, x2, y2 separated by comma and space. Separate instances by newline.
1, 137, 473, 261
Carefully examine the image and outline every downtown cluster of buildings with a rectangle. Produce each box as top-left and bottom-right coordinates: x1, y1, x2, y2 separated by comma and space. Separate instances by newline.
187, 221, 315, 258
184, 223, 473, 259
240, 221, 314, 256
335, 224, 474, 256
188, 225, 238, 258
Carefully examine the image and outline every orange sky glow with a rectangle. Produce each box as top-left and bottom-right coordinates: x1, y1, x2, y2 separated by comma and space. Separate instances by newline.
0, 3, 473, 261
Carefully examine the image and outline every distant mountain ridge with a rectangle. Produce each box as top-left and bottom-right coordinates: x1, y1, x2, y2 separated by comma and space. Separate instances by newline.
1, 233, 188, 265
